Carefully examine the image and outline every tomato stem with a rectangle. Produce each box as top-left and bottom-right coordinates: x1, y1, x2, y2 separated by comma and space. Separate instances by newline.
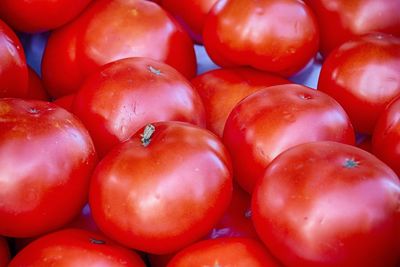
141, 124, 156, 147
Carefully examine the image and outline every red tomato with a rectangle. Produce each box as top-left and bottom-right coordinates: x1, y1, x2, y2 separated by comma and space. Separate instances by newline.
41, 0, 196, 98
89, 122, 233, 254
53, 94, 75, 113
0, 19, 28, 98
0, 98, 97, 238
0, 237, 10, 267
161, 0, 218, 43
305, 0, 400, 57
191, 67, 289, 137
0, 0, 92, 33
203, 0, 319, 76
166, 237, 282, 267
26, 66, 49, 101
73, 57, 206, 157
318, 33, 400, 134
8, 229, 146, 267
252, 141, 400, 267
372, 96, 400, 177
223, 84, 355, 193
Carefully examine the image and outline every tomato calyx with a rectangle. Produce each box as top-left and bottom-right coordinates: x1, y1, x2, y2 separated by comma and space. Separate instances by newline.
140, 124, 156, 147
89, 237, 106, 245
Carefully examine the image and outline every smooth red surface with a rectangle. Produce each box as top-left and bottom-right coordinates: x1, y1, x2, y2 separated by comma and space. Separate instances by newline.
26, 67, 49, 101
0, 99, 97, 237
41, 0, 196, 98
0, 237, 10, 267
223, 84, 355, 193
252, 141, 400, 267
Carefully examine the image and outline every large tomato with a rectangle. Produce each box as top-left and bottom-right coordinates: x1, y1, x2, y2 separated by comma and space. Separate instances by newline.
166, 237, 282, 267
223, 84, 355, 193
41, 0, 196, 98
252, 141, 400, 267
0, 19, 28, 98
191, 67, 289, 137
0, 98, 97, 238
73, 57, 206, 157
0, 0, 92, 33
89, 121, 233, 254
0, 237, 9, 267
8, 229, 146, 266
318, 33, 400, 134
372, 96, 400, 177
305, 0, 400, 57
203, 0, 319, 76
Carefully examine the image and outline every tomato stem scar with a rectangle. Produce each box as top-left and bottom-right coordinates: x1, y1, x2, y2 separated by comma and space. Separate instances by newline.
343, 158, 359, 168
89, 237, 105, 244
141, 123, 156, 147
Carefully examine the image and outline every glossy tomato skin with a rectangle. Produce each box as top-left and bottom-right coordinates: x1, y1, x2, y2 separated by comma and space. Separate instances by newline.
26, 66, 49, 101
166, 237, 283, 267
53, 94, 75, 113
41, 0, 196, 98
0, 19, 28, 98
8, 229, 146, 267
0, 237, 10, 267
372, 96, 400, 176
161, 0, 218, 43
203, 0, 319, 76
73, 57, 206, 157
223, 84, 355, 193
89, 121, 233, 254
0, 98, 97, 238
305, 0, 400, 57
191, 67, 289, 137
318, 33, 400, 134
0, 0, 92, 33
252, 141, 400, 267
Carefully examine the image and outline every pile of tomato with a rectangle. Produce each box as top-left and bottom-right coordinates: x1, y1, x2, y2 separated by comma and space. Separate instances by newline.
0, 0, 400, 266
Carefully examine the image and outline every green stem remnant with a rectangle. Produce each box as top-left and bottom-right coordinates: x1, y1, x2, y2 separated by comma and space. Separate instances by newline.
141, 124, 156, 147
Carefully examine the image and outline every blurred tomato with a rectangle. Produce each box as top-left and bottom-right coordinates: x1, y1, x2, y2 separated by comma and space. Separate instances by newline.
0, 237, 10, 267
89, 122, 232, 254
8, 229, 146, 266
73, 57, 206, 157
0, 0, 92, 33
0, 99, 97, 237
252, 141, 400, 267
318, 33, 400, 134
203, 0, 319, 76
191, 67, 289, 137
25, 66, 48, 101
223, 84, 355, 193
0, 19, 28, 98
41, 0, 196, 98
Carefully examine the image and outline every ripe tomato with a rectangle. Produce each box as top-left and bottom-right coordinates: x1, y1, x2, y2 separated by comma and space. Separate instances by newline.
305, 0, 400, 57
0, 98, 97, 238
252, 141, 400, 267
191, 67, 289, 137
161, 0, 218, 43
8, 229, 146, 266
0, 0, 92, 33
203, 0, 319, 76
318, 33, 400, 134
53, 94, 75, 112
223, 84, 355, 193
41, 0, 196, 98
372, 96, 400, 177
26, 66, 49, 101
89, 122, 233, 254
166, 237, 282, 267
0, 19, 28, 98
0, 237, 10, 267
73, 57, 206, 157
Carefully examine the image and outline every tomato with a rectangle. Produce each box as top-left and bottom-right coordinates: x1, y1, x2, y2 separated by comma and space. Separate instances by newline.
41, 0, 196, 98
0, 98, 97, 238
26, 66, 49, 101
372, 96, 400, 177
161, 0, 218, 43
0, 0, 92, 33
0, 19, 28, 98
318, 33, 400, 134
191, 67, 289, 137
166, 237, 282, 267
252, 141, 400, 267
223, 84, 355, 193
89, 121, 233, 254
202, 0, 319, 76
0, 237, 10, 267
73, 57, 206, 157
53, 94, 75, 112
8, 229, 146, 267
305, 0, 400, 57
